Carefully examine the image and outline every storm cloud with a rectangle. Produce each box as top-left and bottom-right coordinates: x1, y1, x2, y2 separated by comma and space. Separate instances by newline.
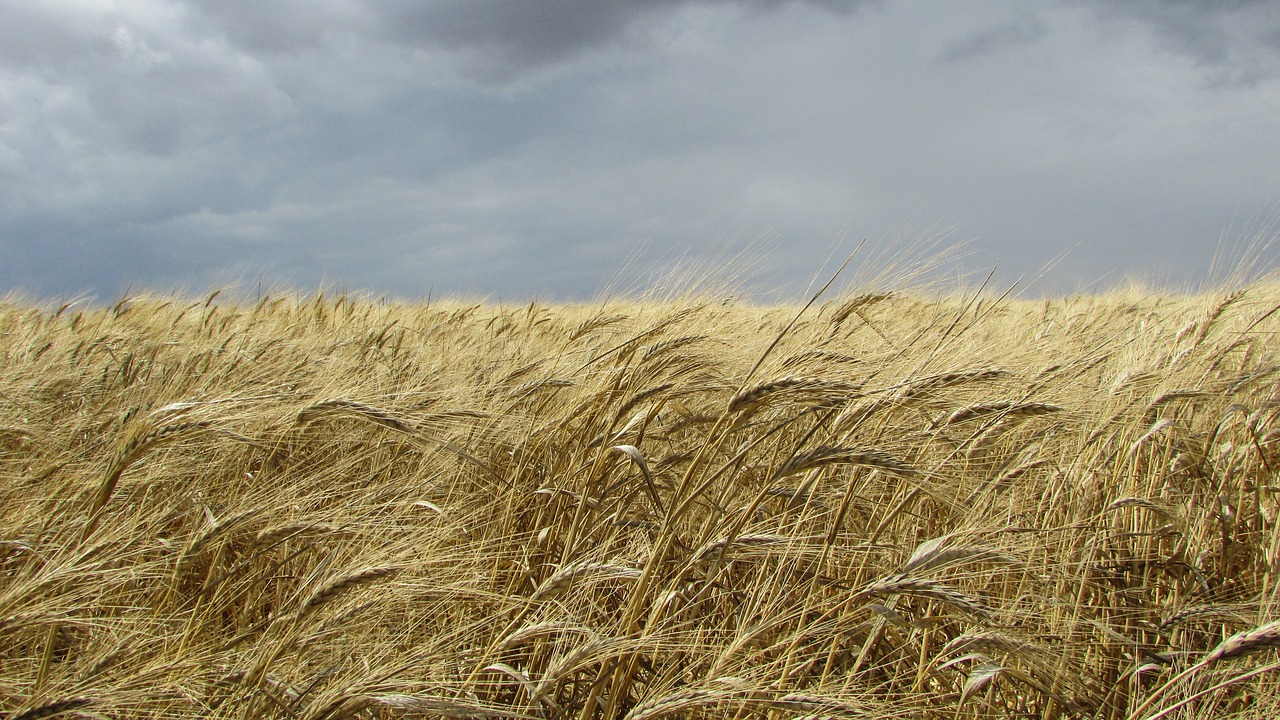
1, 0, 1278, 301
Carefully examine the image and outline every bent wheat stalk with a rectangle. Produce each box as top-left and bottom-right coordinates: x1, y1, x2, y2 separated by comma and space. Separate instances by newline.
83, 420, 210, 542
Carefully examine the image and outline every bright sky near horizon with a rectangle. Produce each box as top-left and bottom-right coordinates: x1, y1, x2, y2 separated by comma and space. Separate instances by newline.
2, 0, 1279, 302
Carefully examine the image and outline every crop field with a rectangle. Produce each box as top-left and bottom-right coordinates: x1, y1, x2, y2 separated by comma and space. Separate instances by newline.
3, 278, 1280, 719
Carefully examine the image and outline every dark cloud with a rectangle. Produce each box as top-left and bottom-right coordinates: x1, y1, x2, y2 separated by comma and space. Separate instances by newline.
374, 0, 879, 82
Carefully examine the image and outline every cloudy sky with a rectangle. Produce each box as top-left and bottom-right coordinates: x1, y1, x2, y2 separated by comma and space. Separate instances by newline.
2, 0, 1279, 302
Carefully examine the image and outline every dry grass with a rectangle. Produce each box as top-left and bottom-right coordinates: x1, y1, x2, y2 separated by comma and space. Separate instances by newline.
3, 279, 1280, 719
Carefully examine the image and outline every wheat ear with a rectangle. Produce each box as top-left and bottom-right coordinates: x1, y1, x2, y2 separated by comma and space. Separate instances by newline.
691, 533, 791, 564
84, 420, 209, 541
1156, 604, 1248, 633
622, 689, 734, 720
1193, 288, 1245, 346
498, 621, 594, 651
368, 692, 538, 718
13, 697, 92, 720
727, 377, 858, 413
896, 367, 1009, 400
1127, 619, 1280, 720
857, 574, 991, 620
296, 398, 413, 433
297, 566, 398, 620
772, 445, 918, 481
937, 401, 1062, 428
530, 561, 641, 602
1203, 619, 1280, 664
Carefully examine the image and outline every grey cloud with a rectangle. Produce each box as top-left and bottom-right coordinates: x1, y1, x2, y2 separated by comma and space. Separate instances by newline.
0, 3, 115, 70
935, 12, 1046, 62
1, 0, 1278, 303
1079, 0, 1280, 84
0, 5, 295, 223
1149, 0, 1273, 13
0, 4, 293, 158
182, 0, 370, 55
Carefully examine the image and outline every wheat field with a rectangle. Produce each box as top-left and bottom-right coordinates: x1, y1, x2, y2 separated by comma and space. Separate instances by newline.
3, 278, 1280, 719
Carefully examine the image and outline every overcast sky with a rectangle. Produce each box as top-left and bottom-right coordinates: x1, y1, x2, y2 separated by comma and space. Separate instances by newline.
2, 0, 1279, 302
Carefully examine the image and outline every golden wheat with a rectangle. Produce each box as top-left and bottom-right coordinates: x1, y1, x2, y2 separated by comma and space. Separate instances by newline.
3, 278, 1280, 719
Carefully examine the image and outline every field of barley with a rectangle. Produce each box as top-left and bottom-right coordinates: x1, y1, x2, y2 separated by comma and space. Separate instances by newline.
3, 279, 1280, 720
